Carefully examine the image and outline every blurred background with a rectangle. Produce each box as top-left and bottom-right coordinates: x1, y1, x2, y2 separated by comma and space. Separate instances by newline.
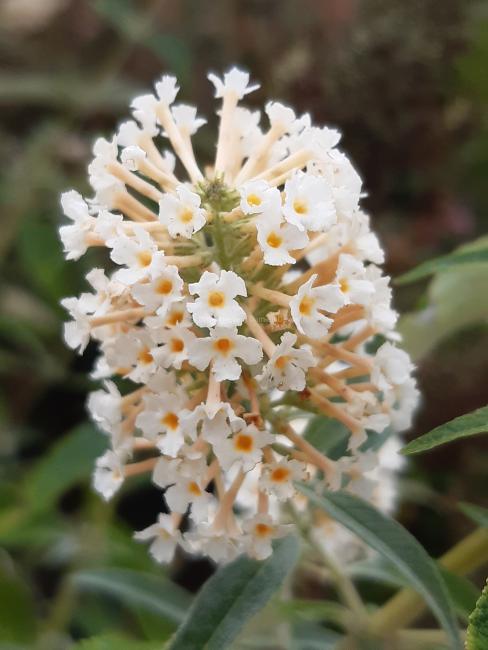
0, 0, 487, 647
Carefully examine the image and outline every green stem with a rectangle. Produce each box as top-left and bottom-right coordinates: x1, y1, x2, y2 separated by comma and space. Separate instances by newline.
369, 527, 488, 636
212, 212, 230, 270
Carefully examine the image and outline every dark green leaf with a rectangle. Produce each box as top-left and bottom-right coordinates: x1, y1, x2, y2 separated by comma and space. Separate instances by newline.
23, 423, 107, 511
168, 536, 300, 650
304, 416, 349, 460
440, 569, 479, 623
459, 502, 488, 528
401, 405, 488, 455
0, 569, 36, 643
75, 635, 161, 650
73, 568, 191, 626
396, 249, 488, 285
297, 485, 461, 649
466, 580, 488, 650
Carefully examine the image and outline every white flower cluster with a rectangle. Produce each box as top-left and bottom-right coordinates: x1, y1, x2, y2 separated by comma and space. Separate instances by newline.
60, 67, 419, 563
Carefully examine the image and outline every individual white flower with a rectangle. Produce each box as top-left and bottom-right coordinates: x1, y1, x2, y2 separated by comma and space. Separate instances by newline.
208, 67, 259, 99
188, 270, 247, 328
93, 209, 124, 243
335, 253, 375, 306
109, 227, 158, 285
171, 104, 207, 135
131, 264, 183, 316
120, 145, 146, 171
256, 217, 309, 266
87, 381, 122, 435
372, 342, 415, 392
180, 402, 244, 445
93, 450, 126, 501
164, 460, 214, 523
290, 274, 345, 338
59, 190, 94, 260
265, 101, 297, 132
159, 184, 206, 238
188, 327, 263, 381
155, 75, 179, 105
239, 180, 280, 215
260, 459, 307, 500
186, 526, 240, 563
257, 332, 316, 391
103, 329, 158, 383
151, 325, 196, 370
214, 424, 273, 472
136, 392, 185, 456
283, 170, 336, 232
243, 514, 287, 560
134, 513, 182, 563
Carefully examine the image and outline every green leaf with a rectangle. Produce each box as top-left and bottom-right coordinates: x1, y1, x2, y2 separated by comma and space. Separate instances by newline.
304, 416, 349, 460
277, 599, 349, 625
396, 248, 488, 285
168, 536, 300, 650
466, 580, 488, 650
459, 502, 488, 528
440, 569, 479, 624
297, 485, 461, 650
23, 423, 107, 511
0, 568, 37, 643
401, 405, 488, 455
73, 568, 190, 626
75, 635, 161, 650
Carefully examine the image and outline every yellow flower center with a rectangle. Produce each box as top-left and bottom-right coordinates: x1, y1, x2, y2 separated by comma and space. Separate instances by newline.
255, 522, 272, 537
299, 295, 314, 316
167, 310, 184, 326
179, 208, 194, 223
293, 199, 308, 215
188, 481, 202, 496
266, 232, 283, 249
137, 250, 152, 267
161, 412, 179, 430
234, 433, 253, 452
156, 278, 173, 295
339, 278, 350, 294
208, 291, 225, 308
138, 348, 153, 365
274, 355, 289, 370
247, 193, 262, 207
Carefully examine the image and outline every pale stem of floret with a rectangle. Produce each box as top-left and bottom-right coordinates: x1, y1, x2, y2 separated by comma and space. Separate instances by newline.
329, 305, 365, 334
244, 308, 276, 357
120, 401, 144, 436
212, 468, 245, 530
334, 366, 372, 381
89, 307, 150, 328
249, 284, 291, 308
214, 91, 239, 180
283, 248, 346, 294
138, 133, 180, 182
135, 156, 179, 192
309, 389, 363, 435
252, 149, 312, 183
306, 339, 373, 373
240, 245, 264, 274
84, 233, 106, 248
206, 368, 221, 407
309, 367, 358, 403
272, 417, 337, 478
121, 386, 147, 410
164, 253, 206, 267
257, 489, 269, 515
124, 456, 159, 477
222, 207, 245, 223
155, 104, 204, 183
234, 123, 287, 185
342, 324, 376, 351
114, 191, 158, 222
106, 162, 163, 203
133, 438, 156, 450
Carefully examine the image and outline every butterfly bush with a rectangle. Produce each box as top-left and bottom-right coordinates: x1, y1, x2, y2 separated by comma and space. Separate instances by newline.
60, 67, 419, 563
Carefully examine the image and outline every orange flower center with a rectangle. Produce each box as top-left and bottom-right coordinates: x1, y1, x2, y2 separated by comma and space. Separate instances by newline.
188, 481, 202, 496
299, 295, 314, 316
247, 193, 262, 207
161, 412, 179, 430
179, 208, 194, 223
156, 278, 173, 295
293, 199, 307, 215
170, 338, 185, 353
255, 522, 272, 537
167, 310, 184, 326
138, 348, 153, 364
274, 355, 289, 370
270, 467, 290, 482
234, 433, 253, 452
208, 291, 225, 308
137, 250, 152, 267
266, 232, 283, 249
214, 337, 233, 355
339, 278, 349, 293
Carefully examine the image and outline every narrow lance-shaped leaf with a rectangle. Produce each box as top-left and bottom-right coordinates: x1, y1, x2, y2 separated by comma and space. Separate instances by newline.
297, 485, 462, 650
459, 502, 488, 528
168, 535, 300, 650
466, 580, 488, 650
395, 248, 488, 285
401, 405, 488, 455
72, 568, 191, 626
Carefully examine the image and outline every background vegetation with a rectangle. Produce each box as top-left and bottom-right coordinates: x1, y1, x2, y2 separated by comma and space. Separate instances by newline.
0, 0, 487, 648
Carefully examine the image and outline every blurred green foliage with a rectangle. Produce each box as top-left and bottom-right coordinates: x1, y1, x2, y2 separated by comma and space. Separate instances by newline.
0, 0, 487, 647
